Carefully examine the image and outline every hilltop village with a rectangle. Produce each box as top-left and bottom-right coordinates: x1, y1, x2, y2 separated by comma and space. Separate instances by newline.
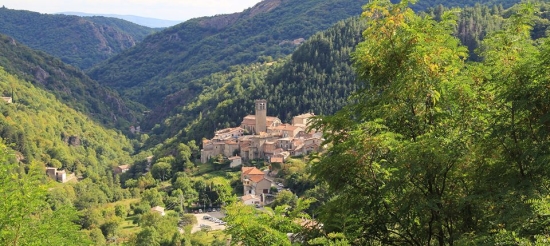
200, 99, 322, 165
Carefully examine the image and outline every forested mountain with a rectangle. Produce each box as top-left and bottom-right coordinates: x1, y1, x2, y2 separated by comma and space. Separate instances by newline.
87, 0, 368, 108
0, 66, 134, 197
144, 0, 540, 148
0, 6, 156, 69
143, 17, 366, 150
2, 0, 550, 245
0, 34, 143, 128
0, 67, 134, 170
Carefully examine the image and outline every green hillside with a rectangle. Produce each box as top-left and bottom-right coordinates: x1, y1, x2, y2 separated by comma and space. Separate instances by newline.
139, 16, 364, 152
87, 0, 367, 108
144, 0, 541, 149
0, 6, 156, 69
0, 67, 133, 177
0, 34, 144, 129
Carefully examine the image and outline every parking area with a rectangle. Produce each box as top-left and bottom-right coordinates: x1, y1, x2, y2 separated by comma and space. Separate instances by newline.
191, 212, 226, 233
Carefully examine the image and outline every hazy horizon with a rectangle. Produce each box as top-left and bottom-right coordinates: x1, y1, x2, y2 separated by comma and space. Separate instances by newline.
0, 0, 263, 21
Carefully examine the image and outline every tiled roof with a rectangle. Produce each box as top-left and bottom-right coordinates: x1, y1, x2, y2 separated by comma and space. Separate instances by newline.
241, 115, 281, 126
271, 124, 302, 132
271, 157, 284, 163
242, 166, 264, 176
242, 167, 255, 174
241, 115, 256, 125
249, 175, 266, 183
247, 167, 265, 175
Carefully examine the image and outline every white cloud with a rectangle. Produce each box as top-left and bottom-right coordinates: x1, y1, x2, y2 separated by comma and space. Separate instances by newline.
0, 0, 262, 20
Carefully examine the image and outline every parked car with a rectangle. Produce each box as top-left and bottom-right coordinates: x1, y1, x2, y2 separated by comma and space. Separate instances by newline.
203, 215, 211, 220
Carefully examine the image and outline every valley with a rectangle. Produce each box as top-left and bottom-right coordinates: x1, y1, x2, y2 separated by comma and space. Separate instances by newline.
1, 0, 550, 245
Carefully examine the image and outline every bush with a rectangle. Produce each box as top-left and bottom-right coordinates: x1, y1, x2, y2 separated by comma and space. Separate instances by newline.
179, 214, 198, 227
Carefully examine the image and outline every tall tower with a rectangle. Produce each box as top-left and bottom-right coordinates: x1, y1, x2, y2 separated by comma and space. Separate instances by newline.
255, 99, 267, 134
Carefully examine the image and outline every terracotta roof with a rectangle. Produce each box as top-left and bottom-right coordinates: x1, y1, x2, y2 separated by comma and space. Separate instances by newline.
249, 175, 266, 183
241, 115, 281, 126
271, 124, 302, 132
271, 157, 284, 163
228, 156, 241, 160
242, 167, 255, 174
118, 164, 129, 170
241, 115, 256, 125
245, 167, 264, 175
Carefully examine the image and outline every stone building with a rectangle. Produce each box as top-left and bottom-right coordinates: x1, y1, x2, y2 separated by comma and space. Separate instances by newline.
200, 99, 322, 163
46, 167, 68, 183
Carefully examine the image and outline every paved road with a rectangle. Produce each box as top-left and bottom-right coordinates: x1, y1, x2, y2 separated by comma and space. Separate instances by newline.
191, 213, 226, 233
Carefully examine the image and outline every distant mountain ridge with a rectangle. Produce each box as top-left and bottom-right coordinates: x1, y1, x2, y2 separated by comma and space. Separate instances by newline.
88, 0, 367, 108
0, 7, 157, 69
59, 12, 182, 28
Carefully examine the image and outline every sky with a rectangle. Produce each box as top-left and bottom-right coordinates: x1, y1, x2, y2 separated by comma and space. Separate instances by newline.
0, 0, 263, 21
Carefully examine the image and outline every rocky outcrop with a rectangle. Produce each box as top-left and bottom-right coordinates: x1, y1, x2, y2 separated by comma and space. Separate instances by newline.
198, 0, 284, 30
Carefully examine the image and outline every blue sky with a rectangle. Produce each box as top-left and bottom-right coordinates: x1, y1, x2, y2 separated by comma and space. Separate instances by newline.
0, 0, 262, 21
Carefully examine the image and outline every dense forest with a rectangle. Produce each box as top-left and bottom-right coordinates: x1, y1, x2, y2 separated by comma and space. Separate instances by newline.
0, 6, 156, 69
0, 34, 143, 128
141, 16, 366, 151
144, 1, 550, 148
87, 0, 367, 108
3, 0, 550, 245
312, 0, 550, 244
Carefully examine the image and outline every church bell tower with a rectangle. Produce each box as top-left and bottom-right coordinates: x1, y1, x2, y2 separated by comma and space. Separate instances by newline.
255, 99, 267, 134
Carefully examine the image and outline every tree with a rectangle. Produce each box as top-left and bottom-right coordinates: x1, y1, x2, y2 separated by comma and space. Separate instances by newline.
100, 219, 120, 240
141, 188, 165, 207
134, 227, 161, 246
224, 203, 294, 246
151, 161, 172, 181
270, 190, 297, 208
311, 0, 481, 244
0, 141, 89, 245
115, 204, 128, 218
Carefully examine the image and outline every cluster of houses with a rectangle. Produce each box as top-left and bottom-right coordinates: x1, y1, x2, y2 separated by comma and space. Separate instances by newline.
200, 99, 322, 165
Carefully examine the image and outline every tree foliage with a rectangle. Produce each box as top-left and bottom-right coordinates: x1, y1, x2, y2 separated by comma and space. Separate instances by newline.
310, 0, 550, 244
0, 141, 88, 245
